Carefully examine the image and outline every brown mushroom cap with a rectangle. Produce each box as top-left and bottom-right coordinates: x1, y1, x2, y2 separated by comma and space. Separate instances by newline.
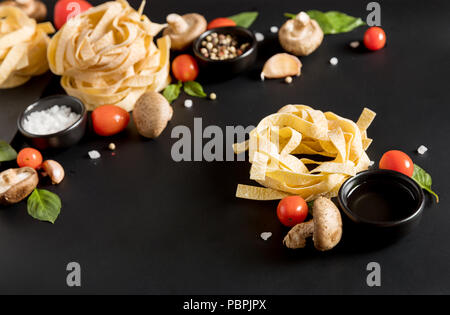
0, 167, 38, 205
163, 13, 207, 50
133, 91, 174, 139
312, 197, 342, 251
279, 11, 324, 56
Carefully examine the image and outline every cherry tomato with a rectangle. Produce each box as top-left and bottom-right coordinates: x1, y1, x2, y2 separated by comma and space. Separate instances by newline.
363, 26, 386, 51
54, 0, 92, 30
277, 196, 308, 227
171, 54, 199, 82
91, 105, 130, 136
17, 148, 43, 170
207, 17, 236, 30
379, 150, 414, 177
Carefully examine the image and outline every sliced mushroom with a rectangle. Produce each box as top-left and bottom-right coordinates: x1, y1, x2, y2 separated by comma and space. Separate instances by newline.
279, 11, 323, 56
261, 53, 302, 80
163, 13, 207, 50
41, 160, 65, 185
283, 197, 342, 251
0, 167, 38, 205
0, 0, 47, 21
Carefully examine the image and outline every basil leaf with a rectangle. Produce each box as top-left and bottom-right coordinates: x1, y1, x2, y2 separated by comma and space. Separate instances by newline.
284, 10, 365, 35
183, 81, 207, 98
228, 11, 259, 28
163, 81, 182, 103
412, 164, 439, 203
27, 189, 62, 224
0, 140, 17, 162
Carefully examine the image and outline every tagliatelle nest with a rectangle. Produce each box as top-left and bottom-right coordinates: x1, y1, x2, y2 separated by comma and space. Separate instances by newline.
0, 6, 54, 89
234, 105, 376, 201
47, 0, 171, 111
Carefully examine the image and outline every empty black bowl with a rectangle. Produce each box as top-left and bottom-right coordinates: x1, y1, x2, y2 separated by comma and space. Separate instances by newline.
193, 26, 257, 78
17, 95, 87, 150
338, 170, 425, 243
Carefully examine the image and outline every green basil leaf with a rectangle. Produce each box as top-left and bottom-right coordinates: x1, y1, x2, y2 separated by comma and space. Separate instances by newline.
412, 164, 439, 203
285, 10, 365, 35
183, 81, 207, 98
0, 140, 17, 162
228, 11, 259, 28
163, 81, 182, 103
27, 189, 62, 224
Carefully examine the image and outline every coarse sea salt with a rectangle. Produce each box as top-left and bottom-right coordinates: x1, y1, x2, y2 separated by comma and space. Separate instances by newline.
260, 232, 272, 241
417, 145, 428, 155
23, 105, 80, 135
88, 150, 101, 159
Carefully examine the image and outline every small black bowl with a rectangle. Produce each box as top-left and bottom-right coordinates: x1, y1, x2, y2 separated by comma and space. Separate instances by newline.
193, 26, 257, 78
338, 170, 425, 243
17, 95, 87, 150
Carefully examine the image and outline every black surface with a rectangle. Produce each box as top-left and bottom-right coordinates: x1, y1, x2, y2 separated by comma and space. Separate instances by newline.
0, 0, 449, 294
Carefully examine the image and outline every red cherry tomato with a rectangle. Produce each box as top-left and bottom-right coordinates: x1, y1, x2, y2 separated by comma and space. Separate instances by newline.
277, 196, 308, 227
17, 148, 43, 170
363, 26, 386, 51
91, 105, 130, 136
54, 0, 92, 30
207, 17, 236, 30
379, 150, 414, 177
171, 54, 199, 82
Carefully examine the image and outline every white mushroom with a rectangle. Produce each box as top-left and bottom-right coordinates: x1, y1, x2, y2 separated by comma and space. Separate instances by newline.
163, 13, 207, 50
283, 197, 342, 251
279, 11, 324, 56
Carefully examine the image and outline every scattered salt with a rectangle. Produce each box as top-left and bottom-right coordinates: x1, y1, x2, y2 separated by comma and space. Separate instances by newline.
260, 232, 272, 241
23, 105, 80, 135
369, 160, 375, 167
329, 57, 338, 65
417, 145, 428, 155
88, 150, 101, 159
270, 26, 278, 33
349, 41, 360, 48
254, 32, 265, 42
184, 99, 193, 108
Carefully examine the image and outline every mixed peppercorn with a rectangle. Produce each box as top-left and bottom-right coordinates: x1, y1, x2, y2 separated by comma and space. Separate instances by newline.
200, 32, 250, 60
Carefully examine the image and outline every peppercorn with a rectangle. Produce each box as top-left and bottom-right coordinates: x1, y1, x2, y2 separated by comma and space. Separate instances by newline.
200, 32, 250, 61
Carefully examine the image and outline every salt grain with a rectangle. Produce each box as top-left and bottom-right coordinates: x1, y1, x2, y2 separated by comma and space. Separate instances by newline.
329, 57, 338, 65
417, 145, 428, 155
255, 32, 265, 42
369, 160, 375, 167
184, 99, 193, 108
270, 26, 278, 33
88, 150, 101, 159
23, 105, 80, 135
260, 232, 272, 241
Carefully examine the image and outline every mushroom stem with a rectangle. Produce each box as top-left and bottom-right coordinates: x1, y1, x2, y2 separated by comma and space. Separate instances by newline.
294, 12, 310, 27
166, 13, 189, 34
283, 220, 314, 249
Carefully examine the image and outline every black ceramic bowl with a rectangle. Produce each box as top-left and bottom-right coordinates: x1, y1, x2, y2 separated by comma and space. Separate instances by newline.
338, 170, 425, 241
193, 26, 257, 78
17, 95, 87, 150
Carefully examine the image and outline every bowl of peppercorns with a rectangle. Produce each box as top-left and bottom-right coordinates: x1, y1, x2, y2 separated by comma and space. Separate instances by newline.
193, 26, 257, 78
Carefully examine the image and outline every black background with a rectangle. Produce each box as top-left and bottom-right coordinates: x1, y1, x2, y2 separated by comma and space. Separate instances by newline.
0, 0, 449, 295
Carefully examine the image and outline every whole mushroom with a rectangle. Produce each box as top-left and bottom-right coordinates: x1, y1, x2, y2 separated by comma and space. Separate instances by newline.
133, 91, 173, 139
279, 11, 324, 56
0, 0, 47, 21
283, 197, 342, 251
0, 167, 38, 205
163, 13, 207, 51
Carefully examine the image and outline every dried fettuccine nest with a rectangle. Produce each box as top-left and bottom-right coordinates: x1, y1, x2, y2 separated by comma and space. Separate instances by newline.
0, 5, 54, 89
234, 105, 376, 201
47, 0, 171, 111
